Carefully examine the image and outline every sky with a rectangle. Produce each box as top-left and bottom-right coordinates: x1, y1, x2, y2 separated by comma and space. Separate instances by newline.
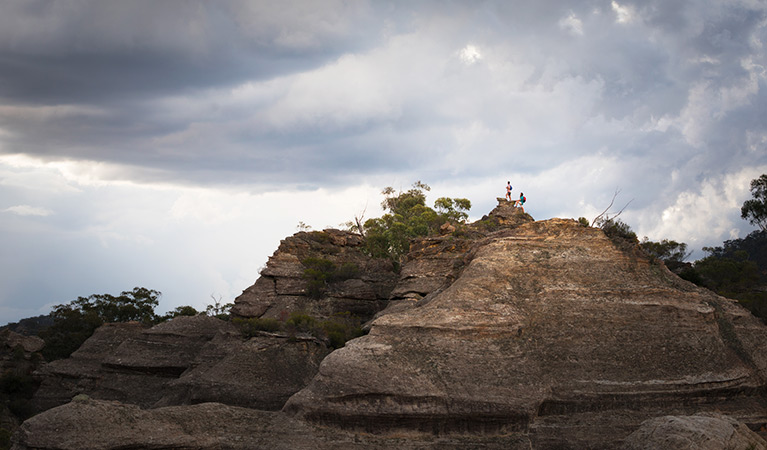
1, 0, 766, 325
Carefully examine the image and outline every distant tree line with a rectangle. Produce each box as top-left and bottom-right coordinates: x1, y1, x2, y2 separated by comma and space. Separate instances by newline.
601, 174, 767, 323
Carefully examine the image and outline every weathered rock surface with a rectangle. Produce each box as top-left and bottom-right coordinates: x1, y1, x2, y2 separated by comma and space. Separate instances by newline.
231, 229, 399, 321
621, 413, 767, 450
284, 218, 767, 448
0, 330, 45, 434
33, 315, 330, 412
12, 397, 534, 450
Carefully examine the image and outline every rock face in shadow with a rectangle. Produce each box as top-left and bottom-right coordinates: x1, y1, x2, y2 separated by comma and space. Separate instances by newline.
284, 218, 767, 448
231, 229, 399, 322
32, 316, 330, 413
12, 397, 534, 450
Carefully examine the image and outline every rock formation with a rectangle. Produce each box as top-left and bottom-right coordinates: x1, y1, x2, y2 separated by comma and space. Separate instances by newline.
284, 215, 767, 448
13, 396, 534, 450
32, 315, 330, 412
231, 228, 399, 322
621, 413, 767, 450
13, 202, 767, 449
0, 330, 44, 436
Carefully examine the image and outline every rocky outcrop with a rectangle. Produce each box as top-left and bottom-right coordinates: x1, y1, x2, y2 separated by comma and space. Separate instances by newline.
15, 205, 767, 449
231, 229, 398, 322
621, 413, 767, 450
284, 218, 767, 448
33, 315, 330, 412
0, 330, 45, 435
12, 397, 535, 450
156, 334, 330, 410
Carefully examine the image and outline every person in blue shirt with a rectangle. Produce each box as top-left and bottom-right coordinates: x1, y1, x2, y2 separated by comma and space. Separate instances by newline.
513, 192, 526, 213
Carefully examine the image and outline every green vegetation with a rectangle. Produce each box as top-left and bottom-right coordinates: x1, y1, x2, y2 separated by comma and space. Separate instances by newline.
234, 311, 363, 349
639, 238, 691, 273
204, 295, 233, 320
39, 287, 161, 361
597, 218, 639, 254
301, 258, 359, 299
741, 174, 767, 231
361, 181, 471, 263
232, 317, 282, 335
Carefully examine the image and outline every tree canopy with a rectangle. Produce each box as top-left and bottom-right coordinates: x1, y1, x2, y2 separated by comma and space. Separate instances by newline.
361, 181, 471, 263
741, 174, 767, 231
39, 287, 161, 361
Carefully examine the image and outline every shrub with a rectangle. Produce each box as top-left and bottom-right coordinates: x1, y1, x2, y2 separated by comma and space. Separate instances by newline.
301, 258, 359, 299
319, 313, 364, 349
232, 317, 282, 337
286, 313, 317, 333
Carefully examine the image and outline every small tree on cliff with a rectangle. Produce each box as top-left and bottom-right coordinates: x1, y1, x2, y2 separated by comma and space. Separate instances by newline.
741, 174, 767, 232
361, 181, 471, 263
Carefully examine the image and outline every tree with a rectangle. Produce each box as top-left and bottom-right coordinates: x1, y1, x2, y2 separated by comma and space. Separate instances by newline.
361, 182, 471, 263
205, 294, 233, 320
741, 174, 767, 231
639, 238, 691, 264
434, 197, 471, 223
39, 287, 161, 361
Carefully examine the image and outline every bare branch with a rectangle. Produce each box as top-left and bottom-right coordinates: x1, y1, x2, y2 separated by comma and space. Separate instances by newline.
591, 189, 620, 227
591, 189, 633, 227
355, 203, 368, 238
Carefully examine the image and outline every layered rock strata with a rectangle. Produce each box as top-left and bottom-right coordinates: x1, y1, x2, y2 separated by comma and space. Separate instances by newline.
13, 397, 534, 450
284, 218, 767, 448
621, 413, 767, 450
33, 315, 330, 412
231, 229, 398, 322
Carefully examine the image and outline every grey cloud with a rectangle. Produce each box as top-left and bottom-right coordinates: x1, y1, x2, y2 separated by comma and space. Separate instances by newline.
0, 0, 384, 103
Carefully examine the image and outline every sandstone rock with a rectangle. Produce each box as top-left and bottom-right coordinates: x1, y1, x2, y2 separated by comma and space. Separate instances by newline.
231, 229, 398, 322
284, 218, 767, 448
2, 331, 44, 354
12, 397, 534, 450
0, 330, 46, 435
32, 322, 145, 412
156, 334, 331, 410
33, 315, 329, 412
621, 413, 767, 450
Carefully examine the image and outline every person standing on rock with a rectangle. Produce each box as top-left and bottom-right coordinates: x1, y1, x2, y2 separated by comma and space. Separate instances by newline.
514, 192, 526, 213
505, 181, 513, 201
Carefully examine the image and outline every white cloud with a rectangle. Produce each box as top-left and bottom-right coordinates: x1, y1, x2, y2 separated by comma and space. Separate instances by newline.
559, 13, 584, 36
2, 205, 53, 217
642, 166, 767, 248
611, 1, 634, 24
458, 44, 483, 65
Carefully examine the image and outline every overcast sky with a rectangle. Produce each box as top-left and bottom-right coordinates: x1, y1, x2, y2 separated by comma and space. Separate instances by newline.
1, 0, 766, 325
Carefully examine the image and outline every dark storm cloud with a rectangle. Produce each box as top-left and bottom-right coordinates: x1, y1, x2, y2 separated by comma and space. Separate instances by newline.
0, 0, 382, 103
0, 0, 764, 189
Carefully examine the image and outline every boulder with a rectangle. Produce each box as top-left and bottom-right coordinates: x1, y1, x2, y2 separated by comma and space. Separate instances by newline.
621, 413, 767, 450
